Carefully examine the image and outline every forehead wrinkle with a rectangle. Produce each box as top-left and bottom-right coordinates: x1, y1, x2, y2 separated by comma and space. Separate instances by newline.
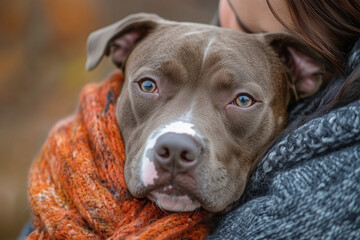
127, 57, 188, 86
210, 69, 238, 91
213, 77, 237, 92
207, 47, 271, 84
209, 69, 266, 100
159, 60, 188, 85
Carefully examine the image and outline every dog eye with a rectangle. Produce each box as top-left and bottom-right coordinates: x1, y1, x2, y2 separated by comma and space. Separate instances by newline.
233, 95, 254, 108
139, 79, 157, 93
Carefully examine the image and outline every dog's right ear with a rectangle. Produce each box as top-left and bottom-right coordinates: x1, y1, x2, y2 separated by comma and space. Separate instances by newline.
86, 13, 165, 71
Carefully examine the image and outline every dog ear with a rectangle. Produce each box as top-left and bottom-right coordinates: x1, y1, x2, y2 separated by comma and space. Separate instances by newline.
86, 13, 165, 71
262, 32, 328, 99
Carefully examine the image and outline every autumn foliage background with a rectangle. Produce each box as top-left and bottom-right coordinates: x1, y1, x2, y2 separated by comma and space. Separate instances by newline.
0, 1, 217, 239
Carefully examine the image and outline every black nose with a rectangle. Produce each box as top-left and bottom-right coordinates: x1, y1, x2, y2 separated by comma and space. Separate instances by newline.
153, 133, 201, 175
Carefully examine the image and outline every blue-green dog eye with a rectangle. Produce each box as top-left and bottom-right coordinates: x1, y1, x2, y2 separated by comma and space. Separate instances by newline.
140, 80, 157, 93
233, 95, 254, 108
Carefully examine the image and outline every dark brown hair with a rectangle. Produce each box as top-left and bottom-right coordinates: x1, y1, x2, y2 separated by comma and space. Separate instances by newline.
267, 0, 360, 121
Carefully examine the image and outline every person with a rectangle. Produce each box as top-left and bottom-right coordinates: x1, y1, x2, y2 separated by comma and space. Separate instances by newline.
208, 0, 360, 239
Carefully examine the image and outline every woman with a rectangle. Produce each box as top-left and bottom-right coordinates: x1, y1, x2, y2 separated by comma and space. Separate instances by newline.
208, 0, 360, 239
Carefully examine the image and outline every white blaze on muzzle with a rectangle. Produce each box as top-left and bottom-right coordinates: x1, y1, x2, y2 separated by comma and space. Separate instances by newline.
141, 121, 199, 187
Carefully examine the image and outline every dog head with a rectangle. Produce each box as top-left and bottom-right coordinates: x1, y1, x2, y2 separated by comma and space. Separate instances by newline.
86, 13, 325, 212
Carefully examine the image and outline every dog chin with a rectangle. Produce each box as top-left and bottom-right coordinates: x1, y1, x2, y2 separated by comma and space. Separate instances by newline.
147, 188, 201, 212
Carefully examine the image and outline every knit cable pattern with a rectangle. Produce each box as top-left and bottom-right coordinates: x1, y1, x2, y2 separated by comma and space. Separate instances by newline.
27, 70, 212, 240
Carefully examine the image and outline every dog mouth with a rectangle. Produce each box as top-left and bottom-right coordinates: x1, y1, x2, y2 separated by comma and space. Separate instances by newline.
147, 185, 201, 212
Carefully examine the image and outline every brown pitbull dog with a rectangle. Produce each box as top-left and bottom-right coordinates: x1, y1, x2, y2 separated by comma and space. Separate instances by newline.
86, 13, 324, 213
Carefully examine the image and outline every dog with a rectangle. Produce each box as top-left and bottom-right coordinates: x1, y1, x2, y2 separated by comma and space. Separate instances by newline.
85, 13, 324, 213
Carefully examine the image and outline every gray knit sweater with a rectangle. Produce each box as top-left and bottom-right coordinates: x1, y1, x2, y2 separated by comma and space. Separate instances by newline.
207, 41, 360, 239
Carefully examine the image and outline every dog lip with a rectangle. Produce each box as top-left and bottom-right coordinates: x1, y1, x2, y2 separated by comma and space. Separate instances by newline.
140, 174, 210, 210
147, 185, 201, 212
149, 183, 202, 204
141, 181, 223, 212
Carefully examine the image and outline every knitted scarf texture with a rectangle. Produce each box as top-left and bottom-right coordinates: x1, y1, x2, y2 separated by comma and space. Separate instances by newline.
27, 71, 212, 240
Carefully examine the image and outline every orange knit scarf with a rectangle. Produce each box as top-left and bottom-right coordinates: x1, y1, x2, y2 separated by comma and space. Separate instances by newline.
27, 71, 213, 239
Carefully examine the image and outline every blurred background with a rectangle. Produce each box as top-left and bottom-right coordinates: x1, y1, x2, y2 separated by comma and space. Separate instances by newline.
0, 0, 218, 239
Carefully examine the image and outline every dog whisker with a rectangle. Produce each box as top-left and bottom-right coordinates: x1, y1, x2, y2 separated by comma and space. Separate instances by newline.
182, 201, 187, 212
189, 207, 201, 217
155, 199, 169, 214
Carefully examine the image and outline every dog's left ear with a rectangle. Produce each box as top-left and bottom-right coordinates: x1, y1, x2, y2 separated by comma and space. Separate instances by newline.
86, 13, 165, 71
262, 32, 327, 99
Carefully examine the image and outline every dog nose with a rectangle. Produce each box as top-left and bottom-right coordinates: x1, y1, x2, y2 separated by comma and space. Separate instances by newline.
154, 133, 201, 175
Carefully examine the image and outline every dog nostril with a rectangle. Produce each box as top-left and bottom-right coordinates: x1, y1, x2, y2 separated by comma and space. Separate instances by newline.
158, 147, 170, 158
180, 150, 196, 162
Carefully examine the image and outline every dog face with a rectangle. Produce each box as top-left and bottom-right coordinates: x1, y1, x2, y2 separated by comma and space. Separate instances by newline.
86, 13, 324, 212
